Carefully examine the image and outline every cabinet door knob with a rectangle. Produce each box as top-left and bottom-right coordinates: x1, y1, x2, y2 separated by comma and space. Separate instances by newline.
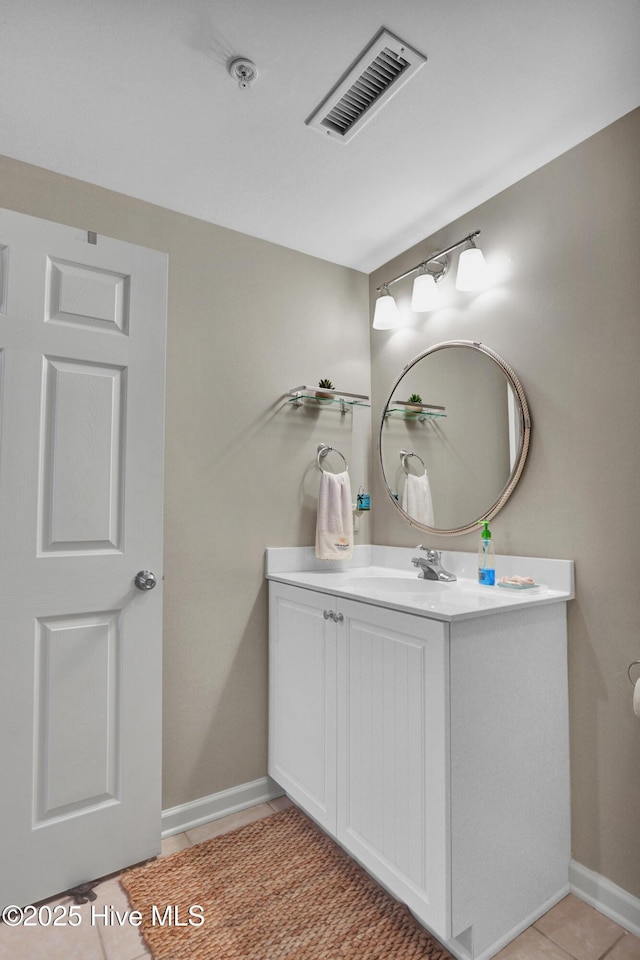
323, 609, 342, 621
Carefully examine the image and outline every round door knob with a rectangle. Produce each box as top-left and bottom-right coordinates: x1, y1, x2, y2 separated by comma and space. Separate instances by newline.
134, 570, 157, 591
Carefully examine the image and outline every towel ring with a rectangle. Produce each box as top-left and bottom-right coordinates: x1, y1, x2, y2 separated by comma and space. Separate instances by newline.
628, 661, 640, 686
400, 449, 425, 475
317, 443, 348, 473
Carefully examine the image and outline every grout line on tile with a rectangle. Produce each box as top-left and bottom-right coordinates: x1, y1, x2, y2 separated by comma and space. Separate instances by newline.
598, 933, 630, 960
531, 926, 579, 960
96, 923, 109, 960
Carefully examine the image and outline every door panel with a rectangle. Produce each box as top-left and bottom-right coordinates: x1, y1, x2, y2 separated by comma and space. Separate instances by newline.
47, 257, 130, 334
0, 208, 167, 909
39, 358, 126, 553
34, 611, 121, 821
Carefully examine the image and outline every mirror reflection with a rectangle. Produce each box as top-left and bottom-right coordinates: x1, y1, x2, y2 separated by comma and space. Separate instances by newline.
379, 341, 531, 535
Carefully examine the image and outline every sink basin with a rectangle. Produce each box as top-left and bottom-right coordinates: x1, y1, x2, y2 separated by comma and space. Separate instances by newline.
344, 576, 452, 593
265, 547, 574, 621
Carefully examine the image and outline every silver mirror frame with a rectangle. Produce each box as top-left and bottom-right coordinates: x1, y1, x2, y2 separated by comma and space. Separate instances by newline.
378, 340, 532, 536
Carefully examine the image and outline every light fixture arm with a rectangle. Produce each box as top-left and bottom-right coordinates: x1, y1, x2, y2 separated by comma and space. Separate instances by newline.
376, 230, 481, 292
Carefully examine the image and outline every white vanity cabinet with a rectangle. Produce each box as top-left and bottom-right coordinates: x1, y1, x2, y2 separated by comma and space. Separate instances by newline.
268, 577, 571, 960
269, 582, 450, 932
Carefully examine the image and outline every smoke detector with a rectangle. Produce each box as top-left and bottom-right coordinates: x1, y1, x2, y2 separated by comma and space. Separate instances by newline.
305, 28, 427, 143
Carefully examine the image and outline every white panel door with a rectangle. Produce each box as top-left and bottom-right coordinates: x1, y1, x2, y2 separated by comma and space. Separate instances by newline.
0, 208, 167, 909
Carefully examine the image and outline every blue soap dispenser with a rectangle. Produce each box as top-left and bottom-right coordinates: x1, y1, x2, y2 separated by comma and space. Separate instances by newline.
478, 520, 496, 585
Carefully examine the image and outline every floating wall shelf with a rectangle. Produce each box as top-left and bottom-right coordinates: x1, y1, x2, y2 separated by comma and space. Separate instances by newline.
385, 399, 447, 421
288, 386, 370, 410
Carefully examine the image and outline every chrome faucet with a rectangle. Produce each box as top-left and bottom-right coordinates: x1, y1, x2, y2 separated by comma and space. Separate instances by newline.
411, 546, 457, 582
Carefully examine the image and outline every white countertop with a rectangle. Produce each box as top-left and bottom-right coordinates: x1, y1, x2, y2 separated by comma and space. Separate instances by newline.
265, 545, 574, 622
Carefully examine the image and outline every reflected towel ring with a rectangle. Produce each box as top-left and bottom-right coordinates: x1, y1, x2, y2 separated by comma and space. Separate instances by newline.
400, 449, 425, 475
628, 661, 640, 686
317, 443, 348, 473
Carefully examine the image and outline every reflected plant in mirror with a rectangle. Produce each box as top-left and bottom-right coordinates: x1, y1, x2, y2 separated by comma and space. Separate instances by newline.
379, 341, 531, 536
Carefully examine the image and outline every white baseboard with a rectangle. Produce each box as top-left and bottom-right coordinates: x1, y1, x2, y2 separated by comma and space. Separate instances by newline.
161, 776, 285, 838
570, 860, 640, 938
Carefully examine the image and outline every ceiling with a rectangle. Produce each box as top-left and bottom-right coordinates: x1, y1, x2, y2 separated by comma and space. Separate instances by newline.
2, 1, 640, 273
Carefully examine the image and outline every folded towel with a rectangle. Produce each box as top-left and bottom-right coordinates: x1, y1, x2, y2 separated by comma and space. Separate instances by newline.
402, 471, 434, 527
315, 470, 353, 560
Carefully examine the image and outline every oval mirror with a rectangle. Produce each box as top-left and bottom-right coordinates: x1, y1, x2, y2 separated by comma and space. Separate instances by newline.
378, 341, 531, 536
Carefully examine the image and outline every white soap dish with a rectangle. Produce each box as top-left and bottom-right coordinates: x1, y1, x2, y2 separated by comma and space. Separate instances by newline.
497, 581, 543, 591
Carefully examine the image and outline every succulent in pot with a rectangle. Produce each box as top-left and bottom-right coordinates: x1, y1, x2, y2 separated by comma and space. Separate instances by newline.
316, 378, 335, 401
404, 392, 423, 418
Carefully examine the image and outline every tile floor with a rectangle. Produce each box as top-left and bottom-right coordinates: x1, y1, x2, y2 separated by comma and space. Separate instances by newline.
1, 797, 638, 960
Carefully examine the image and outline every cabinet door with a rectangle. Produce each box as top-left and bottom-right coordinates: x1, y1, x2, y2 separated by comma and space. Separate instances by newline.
336, 599, 451, 940
268, 582, 337, 831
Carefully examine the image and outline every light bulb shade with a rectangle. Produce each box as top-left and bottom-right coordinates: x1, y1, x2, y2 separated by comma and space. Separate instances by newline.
372, 292, 401, 329
455, 246, 488, 291
411, 273, 440, 312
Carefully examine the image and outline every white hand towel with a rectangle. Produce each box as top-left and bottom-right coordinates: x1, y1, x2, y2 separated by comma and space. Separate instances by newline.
402, 471, 435, 527
315, 471, 353, 560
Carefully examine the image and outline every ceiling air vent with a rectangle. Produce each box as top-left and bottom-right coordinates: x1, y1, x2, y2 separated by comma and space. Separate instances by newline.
305, 28, 427, 144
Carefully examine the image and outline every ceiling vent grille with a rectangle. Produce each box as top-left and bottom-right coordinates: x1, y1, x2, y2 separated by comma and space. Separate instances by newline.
306, 29, 427, 144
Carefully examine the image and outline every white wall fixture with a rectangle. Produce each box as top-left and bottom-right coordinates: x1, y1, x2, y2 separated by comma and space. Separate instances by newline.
410, 258, 448, 311
455, 242, 488, 291
372, 283, 401, 329
373, 230, 488, 328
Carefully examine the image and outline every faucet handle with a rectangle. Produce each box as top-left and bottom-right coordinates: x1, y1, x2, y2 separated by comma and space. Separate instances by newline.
416, 545, 440, 562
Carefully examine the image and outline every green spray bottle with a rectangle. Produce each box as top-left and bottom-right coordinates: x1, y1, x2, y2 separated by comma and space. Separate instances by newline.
478, 520, 496, 586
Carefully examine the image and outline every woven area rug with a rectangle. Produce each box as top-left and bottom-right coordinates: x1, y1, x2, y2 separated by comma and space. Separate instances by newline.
120, 805, 454, 960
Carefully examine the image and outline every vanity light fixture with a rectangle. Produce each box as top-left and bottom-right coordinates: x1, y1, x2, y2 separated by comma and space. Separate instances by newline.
410, 257, 447, 312
455, 236, 488, 291
372, 284, 402, 329
373, 230, 487, 327
410, 272, 439, 312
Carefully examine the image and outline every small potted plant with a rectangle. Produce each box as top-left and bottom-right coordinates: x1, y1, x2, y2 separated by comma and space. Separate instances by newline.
316, 378, 335, 403
404, 392, 423, 418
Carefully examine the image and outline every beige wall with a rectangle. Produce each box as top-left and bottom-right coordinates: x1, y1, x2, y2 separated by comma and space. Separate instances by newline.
370, 108, 640, 897
0, 155, 371, 810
